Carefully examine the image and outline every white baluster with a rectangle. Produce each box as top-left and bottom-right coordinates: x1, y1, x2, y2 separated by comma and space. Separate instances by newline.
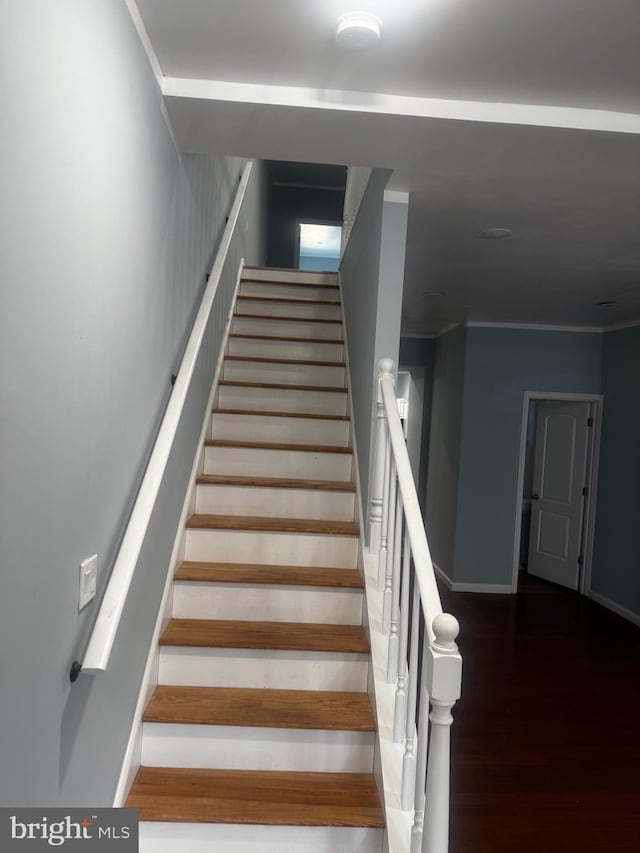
411, 632, 431, 853
377, 430, 391, 591
422, 614, 462, 853
382, 458, 396, 633
387, 490, 404, 683
393, 529, 411, 741
401, 584, 420, 808
369, 358, 395, 551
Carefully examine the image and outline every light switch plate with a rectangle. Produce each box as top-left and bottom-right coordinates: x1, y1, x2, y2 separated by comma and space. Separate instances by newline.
79, 554, 98, 611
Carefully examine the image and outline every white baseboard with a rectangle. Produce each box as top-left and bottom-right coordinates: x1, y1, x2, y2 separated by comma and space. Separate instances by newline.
113, 260, 245, 806
587, 590, 640, 628
433, 563, 513, 595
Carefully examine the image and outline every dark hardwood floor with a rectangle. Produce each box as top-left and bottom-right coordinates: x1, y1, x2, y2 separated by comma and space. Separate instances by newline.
440, 574, 640, 853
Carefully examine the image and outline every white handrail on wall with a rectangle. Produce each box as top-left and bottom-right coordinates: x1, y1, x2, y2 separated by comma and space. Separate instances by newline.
80, 161, 254, 676
370, 358, 463, 853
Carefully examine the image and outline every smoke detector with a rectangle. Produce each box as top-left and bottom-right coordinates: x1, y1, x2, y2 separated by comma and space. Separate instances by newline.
336, 12, 382, 50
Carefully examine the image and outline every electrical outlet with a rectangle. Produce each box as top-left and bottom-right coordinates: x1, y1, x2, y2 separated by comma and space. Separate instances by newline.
79, 554, 98, 611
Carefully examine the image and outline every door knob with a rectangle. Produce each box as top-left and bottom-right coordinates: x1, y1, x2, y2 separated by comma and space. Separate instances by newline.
531, 493, 539, 500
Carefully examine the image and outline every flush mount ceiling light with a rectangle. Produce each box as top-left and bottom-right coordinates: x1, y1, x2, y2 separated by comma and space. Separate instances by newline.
596, 300, 619, 309
336, 12, 382, 50
479, 227, 513, 240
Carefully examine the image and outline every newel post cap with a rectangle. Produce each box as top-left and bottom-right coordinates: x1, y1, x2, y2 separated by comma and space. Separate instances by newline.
378, 357, 395, 376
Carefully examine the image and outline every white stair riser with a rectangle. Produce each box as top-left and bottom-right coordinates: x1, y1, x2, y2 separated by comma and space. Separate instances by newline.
204, 446, 352, 480
231, 316, 342, 341
185, 529, 358, 568
243, 269, 337, 286
239, 282, 340, 302
141, 723, 374, 773
223, 360, 345, 387
211, 412, 350, 446
195, 483, 355, 520
158, 647, 369, 691
218, 384, 348, 416
140, 823, 382, 853
228, 337, 344, 362
173, 582, 363, 624
235, 298, 341, 321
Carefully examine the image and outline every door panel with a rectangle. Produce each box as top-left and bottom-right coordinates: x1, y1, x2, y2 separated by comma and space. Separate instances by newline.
527, 401, 590, 589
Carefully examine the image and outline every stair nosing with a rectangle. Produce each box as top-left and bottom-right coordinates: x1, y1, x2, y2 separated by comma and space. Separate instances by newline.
175, 562, 364, 588
219, 380, 347, 393
236, 295, 341, 307
212, 407, 350, 422
196, 474, 356, 492
234, 313, 342, 325
186, 513, 359, 536
205, 438, 352, 454
229, 333, 343, 345
142, 686, 375, 731
160, 619, 370, 653
224, 355, 346, 368
126, 767, 384, 828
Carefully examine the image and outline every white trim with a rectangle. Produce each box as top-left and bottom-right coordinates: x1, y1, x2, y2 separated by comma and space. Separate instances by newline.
124, 0, 163, 86
511, 391, 603, 595
124, 1, 180, 154
400, 332, 436, 341
587, 590, 640, 628
383, 190, 410, 204
162, 77, 640, 136
433, 563, 512, 594
465, 321, 603, 334
603, 317, 640, 333
82, 163, 254, 675
435, 322, 461, 338
113, 260, 246, 805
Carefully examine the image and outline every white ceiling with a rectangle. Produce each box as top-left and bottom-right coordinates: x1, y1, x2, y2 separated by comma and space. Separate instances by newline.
134, 0, 640, 334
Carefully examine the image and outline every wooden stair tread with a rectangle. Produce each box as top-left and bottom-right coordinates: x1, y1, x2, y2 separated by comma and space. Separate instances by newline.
234, 313, 341, 325
175, 562, 364, 588
219, 379, 347, 393
213, 407, 349, 421
237, 295, 340, 306
197, 474, 356, 492
229, 333, 343, 345
242, 276, 339, 290
206, 438, 352, 453
160, 619, 370, 652
225, 355, 346, 367
186, 514, 359, 536
143, 686, 375, 731
126, 767, 384, 827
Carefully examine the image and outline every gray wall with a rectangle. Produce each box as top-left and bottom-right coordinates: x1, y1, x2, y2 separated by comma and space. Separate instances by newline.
340, 173, 408, 532
591, 326, 640, 618
454, 327, 603, 585
424, 326, 467, 575
0, 0, 265, 807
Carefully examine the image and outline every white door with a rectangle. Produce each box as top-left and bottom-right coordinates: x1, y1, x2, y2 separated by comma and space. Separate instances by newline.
527, 401, 590, 589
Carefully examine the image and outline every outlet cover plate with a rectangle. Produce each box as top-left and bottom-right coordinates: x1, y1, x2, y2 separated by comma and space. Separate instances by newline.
79, 554, 98, 611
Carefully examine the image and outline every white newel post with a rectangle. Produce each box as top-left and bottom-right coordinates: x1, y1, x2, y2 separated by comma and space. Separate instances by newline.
422, 614, 462, 853
369, 358, 395, 552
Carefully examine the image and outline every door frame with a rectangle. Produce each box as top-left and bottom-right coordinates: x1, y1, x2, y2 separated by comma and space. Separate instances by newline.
511, 391, 603, 594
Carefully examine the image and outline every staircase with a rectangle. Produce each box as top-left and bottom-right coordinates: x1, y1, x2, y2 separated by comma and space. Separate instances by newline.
126, 267, 385, 852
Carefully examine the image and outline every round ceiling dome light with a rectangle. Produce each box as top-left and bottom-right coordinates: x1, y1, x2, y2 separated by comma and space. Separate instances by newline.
336, 12, 382, 50
479, 227, 513, 240
597, 300, 619, 310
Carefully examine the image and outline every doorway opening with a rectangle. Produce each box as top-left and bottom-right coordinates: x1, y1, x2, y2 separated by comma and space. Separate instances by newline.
512, 392, 602, 595
296, 222, 342, 272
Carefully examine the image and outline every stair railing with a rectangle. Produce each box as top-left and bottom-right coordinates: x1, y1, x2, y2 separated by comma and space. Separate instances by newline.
75, 161, 254, 678
370, 358, 462, 853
